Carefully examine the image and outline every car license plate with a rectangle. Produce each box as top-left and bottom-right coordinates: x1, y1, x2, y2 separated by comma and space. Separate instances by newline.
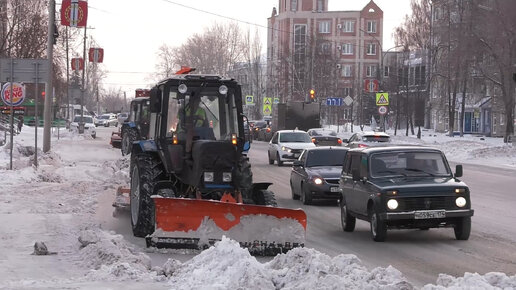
414, 210, 445, 219
330, 187, 339, 192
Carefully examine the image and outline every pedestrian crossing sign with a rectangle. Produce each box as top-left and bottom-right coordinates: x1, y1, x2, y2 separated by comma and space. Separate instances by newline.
376, 93, 389, 106
263, 97, 272, 105
245, 95, 254, 105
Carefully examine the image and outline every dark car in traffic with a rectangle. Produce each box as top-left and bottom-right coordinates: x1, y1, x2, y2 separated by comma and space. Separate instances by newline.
307, 128, 344, 146
339, 146, 474, 242
250, 120, 268, 140
345, 131, 390, 148
290, 147, 349, 205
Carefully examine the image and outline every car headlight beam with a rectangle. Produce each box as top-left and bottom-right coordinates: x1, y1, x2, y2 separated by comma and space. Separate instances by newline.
387, 199, 399, 210
455, 197, 467, 208
313, 177, 323, 185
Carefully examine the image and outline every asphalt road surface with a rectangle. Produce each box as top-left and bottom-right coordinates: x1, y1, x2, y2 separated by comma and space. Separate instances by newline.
94, 128, 516, 287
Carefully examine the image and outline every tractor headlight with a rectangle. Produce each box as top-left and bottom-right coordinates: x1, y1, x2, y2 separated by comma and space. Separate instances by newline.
204, 172, 214, 182
387, 199, 399, 210
313, 177, 323, 185
455, 197, 467, 208
178, 84, 188, 94
281, 146, 292, 153
222, 172, 232, 182
219, 85, 228, 95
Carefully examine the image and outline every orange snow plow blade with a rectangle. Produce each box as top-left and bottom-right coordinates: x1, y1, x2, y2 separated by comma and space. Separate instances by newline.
147, 197, 307, 255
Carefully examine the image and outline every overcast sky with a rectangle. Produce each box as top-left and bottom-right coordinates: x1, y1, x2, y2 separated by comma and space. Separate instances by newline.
81, 0, 412, 99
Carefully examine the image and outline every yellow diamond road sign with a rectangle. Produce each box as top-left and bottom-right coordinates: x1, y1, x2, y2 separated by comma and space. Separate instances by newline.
376, 93, 389, 106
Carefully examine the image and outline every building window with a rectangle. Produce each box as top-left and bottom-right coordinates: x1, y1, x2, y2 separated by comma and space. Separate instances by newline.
367, 20, 377, 33
434, 7, 441, 20
366, 43, 376, 55
343, 87, 352, 97
384, 66, 390, 77
343, 20, 354, 32
342, 65, 352, 77
368, 80, 376, 92
366, 65, 376, 77
342, 43, 353, 55
291, 0, 297, 11
317, 0, 324, 11
318, 21, 330, 33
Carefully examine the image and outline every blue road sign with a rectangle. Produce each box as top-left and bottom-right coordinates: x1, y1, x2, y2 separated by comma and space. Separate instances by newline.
326, 97, 343, 106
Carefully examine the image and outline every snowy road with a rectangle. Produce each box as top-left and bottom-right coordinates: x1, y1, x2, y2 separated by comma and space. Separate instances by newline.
2, 126, 515, 289
247, 141, 516, 287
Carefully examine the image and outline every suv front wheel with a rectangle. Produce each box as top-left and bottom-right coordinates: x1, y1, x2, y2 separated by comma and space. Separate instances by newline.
369, 207, 387, 242
340, 199, 355, 232
454, 216, 471, 240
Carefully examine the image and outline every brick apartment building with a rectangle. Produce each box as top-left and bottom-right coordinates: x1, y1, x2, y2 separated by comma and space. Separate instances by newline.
266, 0, 384, 124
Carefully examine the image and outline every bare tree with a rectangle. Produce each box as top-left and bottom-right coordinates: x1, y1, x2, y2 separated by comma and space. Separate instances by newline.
155, 22, 247, 77
473, 0, 516, 140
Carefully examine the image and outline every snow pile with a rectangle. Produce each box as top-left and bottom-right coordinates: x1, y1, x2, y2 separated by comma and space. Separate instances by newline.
268, 247, 413, 290
167, 237, 274, 289
79, 228, 156, 281
423, 272, 516, 289
163, 237, 413, 289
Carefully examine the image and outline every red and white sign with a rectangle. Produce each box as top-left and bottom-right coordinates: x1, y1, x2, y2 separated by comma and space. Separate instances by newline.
71, 58, 84, 71
61, 0, 88, 27
378, 105, 388, 115
364, 79, 379, 93
135, 89, 150, 98
88, 48, 104, 63
1, 82, 26, 106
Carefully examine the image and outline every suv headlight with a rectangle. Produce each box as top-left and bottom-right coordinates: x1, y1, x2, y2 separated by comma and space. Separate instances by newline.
204, 172, 214, 182
387, 199, 399, 210
455, 197, 467, 207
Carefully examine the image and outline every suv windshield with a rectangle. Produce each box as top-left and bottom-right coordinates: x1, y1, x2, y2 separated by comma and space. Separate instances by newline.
370, 151, 451, 178
99, 115, 110, 119
306, 150, 347, 167
279, 132, 311, 143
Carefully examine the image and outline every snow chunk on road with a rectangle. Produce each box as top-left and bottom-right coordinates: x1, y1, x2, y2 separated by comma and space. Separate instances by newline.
423, 272, 516, 289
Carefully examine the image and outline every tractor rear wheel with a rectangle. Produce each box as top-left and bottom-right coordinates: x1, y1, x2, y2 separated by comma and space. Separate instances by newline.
130, 153, 164, 237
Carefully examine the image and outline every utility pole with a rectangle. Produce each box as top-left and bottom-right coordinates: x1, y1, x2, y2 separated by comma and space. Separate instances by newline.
43, 0, 55, 152
79, 25, 87, 133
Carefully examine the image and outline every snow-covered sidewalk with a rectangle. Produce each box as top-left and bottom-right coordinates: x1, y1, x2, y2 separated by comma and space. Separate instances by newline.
0, 127, 515, 289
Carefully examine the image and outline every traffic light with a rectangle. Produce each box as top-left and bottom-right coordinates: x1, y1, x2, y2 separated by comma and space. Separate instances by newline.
310, 89, 315, 102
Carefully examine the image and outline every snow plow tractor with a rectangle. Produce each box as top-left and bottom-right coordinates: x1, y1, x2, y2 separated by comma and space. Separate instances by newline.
126, 74, 306, 255
120, 93, 151, 156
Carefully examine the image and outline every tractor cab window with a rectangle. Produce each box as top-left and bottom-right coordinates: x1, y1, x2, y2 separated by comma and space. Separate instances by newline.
167, 87, 240, 142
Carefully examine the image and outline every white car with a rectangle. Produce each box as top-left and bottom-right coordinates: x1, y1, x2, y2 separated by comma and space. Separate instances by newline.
70, 115, 97, 138
95, 113, 118, 127
117, 112, 129, 125
268, 130, 316, 166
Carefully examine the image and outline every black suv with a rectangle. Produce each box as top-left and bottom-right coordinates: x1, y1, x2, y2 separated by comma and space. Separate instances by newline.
339, 146, 474, 242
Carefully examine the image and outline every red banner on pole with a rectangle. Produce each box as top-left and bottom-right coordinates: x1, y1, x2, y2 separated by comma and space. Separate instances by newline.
88, 48, 104, 63
61, 0, 88, 27
71, 58, 84, 71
